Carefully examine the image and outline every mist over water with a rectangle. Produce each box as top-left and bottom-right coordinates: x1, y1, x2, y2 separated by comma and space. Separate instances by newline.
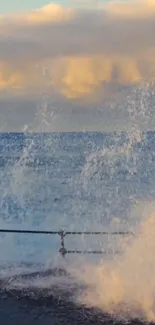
1, 85, 155, 321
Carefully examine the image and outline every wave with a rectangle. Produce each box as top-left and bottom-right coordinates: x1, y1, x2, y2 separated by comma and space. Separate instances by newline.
0, 264, 151, 325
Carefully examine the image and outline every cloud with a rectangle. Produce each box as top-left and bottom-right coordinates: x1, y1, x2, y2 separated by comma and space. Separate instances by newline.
105, 0, 155, 18
0, 0, 155, 114
0, 3, 74, 26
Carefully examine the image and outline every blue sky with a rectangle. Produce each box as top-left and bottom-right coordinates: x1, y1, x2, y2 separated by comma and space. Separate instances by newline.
0, 0, 104, 13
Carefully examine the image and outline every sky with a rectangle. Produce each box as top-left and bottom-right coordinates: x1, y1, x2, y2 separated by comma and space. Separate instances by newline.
0, 0, 49, 13
0, 0, 104, 13
0, 0, 155, 132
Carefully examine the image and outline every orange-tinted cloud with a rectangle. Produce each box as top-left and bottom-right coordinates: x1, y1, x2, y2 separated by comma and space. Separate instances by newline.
0, 1, 155, 100
106, 0, 155, 18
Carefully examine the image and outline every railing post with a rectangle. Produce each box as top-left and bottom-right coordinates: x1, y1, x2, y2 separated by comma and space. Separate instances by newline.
58, 230, 67, 258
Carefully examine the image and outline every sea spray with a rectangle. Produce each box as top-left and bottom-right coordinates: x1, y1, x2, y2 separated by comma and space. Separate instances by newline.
70, 84, 155, 321
72, 202, 155, 321
0, 92, 60, 264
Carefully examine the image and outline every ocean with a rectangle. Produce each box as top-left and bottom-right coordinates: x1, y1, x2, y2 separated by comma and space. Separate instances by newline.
1, 131, 155, 324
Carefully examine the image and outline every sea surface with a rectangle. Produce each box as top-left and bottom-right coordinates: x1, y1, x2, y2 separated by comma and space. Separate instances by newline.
0, 131, 155, 324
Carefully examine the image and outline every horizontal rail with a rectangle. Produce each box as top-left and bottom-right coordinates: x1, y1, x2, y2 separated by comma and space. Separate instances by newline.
0, 229, 133, 235
65, 231, 132, 235
66, 250, 121, 254
0, 229, 59, 235
0, 228, 133, 258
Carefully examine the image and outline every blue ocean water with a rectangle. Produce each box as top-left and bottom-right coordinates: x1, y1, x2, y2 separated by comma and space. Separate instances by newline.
0, 131, 155, 266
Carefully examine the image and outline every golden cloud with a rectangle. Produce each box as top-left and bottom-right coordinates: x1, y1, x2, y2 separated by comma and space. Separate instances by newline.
0, 1, 155, 100
0, 4, 74, 25
1, 54, 154, 99
51, 56, 140, 99
106, 0, 155, 18
22, 4, 74, 24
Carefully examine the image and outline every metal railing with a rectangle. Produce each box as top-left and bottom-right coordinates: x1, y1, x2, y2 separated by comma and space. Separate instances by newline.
0, 229, 133, 257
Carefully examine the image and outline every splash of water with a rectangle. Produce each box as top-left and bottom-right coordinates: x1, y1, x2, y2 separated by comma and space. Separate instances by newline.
70, 84, 155, 321
72, 202, 155, 321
